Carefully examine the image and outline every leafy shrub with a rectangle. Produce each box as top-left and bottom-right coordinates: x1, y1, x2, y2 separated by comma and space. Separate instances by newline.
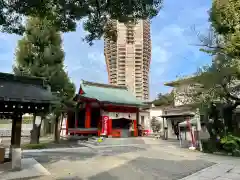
22, 143, 48, 149
220, 135, 240, 156
150, 117, 161, 133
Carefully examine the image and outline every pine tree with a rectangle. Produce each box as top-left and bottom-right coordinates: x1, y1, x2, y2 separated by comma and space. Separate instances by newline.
14, 17, 75, 143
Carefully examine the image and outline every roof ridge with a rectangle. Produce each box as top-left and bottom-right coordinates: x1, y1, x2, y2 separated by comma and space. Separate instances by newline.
0, 72, 46, 87
81, 80, 128, 90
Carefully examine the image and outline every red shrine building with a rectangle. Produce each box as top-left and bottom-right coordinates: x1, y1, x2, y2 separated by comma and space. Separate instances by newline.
66, 80, 144, 138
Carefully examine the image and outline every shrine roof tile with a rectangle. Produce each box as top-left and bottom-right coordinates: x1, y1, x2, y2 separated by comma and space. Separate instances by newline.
78, 80, 144, 106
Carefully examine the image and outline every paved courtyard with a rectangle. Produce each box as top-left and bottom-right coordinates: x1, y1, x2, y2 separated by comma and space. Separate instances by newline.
2, 137, 240, 179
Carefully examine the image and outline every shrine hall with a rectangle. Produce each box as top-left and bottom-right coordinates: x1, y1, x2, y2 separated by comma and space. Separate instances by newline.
66, 80, 144, 138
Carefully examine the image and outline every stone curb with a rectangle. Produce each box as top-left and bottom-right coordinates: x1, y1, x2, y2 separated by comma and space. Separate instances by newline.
22, 143, 150, 153
22, 146, 89, 153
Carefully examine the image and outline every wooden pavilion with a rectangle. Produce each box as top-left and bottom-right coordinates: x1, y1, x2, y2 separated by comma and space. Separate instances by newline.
159, 105, 195, 140
0, 72, 56, 170
67, 80, 144, 138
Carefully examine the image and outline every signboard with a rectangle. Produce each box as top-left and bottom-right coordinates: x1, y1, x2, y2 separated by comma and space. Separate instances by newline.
108, 112, 136, 119
101, 111, 136, 120
101, 116, 109, 135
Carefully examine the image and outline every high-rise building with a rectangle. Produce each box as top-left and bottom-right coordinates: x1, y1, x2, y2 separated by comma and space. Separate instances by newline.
104, 20, 151, 100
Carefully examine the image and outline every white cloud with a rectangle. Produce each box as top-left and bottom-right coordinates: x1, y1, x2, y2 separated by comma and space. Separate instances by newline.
152, 46, 170, 63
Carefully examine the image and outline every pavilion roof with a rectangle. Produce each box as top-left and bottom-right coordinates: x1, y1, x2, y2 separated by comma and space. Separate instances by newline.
0, 72, 57, 104
76, 80, 144, 107
159, 105, 195, 118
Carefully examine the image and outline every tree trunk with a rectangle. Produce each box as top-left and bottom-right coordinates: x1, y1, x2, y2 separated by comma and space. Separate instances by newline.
59, 113, 64, 136
30, 115, 37, 144
30, 116, 43, 144
54, 115, 60, 143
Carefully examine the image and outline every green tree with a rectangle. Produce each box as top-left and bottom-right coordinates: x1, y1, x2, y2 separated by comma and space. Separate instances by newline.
1, 0, 162, 45
152, 91, 174, 106
187, 0, 240, 135
150, 117, 161, 133
14, 17, 75, 143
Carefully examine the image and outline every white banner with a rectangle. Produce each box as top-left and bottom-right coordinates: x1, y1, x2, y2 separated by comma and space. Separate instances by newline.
101, 111, 136, 120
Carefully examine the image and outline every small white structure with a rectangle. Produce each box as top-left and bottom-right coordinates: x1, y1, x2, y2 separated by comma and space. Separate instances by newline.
139, 110, 150, 131
138, 104, 166, 134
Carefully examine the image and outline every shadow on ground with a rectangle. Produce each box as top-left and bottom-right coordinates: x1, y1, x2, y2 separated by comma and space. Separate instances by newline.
22, 146, 147, 165
22, 151, 97, 164
87, 157, 215, 180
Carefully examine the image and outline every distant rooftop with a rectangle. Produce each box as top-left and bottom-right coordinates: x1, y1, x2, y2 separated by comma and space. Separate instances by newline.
164, 75, 200, 87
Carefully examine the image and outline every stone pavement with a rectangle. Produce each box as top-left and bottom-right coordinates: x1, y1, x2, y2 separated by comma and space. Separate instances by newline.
180, 163, 240, 180
0, 158, 50, 180
2, 137, 240, 180
23, 138, 216, 180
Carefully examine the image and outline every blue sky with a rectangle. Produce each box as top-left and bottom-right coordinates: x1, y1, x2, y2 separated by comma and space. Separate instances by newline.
0, 0, 212, 100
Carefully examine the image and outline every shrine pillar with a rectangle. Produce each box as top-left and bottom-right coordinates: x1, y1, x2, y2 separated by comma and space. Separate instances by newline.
133, 120, 138, 137
108, 118, 112, 137
75, 103, 80, 131
85, 103, 91, 128
65, 118, 68, 135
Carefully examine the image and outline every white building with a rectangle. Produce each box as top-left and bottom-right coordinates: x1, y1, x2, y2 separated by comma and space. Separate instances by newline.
163, 77, 199, 140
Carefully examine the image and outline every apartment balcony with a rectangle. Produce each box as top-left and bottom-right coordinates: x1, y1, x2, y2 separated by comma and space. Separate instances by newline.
135, 65, 141, 68
110, 71, 117, 75
110, 64, 117, 67
109, 65, 117, 68
135, 60, 142, 63
135, 52, 142, 56
111, 78, 117, 81
109, 67, 117, 70
119, 55, 126, 58
118, 59, 125, 62
118, 48, 126, 51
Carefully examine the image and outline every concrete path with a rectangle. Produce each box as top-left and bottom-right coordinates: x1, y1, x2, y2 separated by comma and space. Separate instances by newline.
2, 137, 240, 180
180, 163, 240, 180
0, 158, 50, 180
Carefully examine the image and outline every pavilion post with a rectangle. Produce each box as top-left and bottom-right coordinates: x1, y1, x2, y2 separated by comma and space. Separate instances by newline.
74, 103, 80, 135
85, 103, 91, 128
166, 118, 168, 140
162, 117, 165, 139
65, 118, 69, 136
11, 113, 23, 171
9, 115, 17, 160
108, 118, 112, 137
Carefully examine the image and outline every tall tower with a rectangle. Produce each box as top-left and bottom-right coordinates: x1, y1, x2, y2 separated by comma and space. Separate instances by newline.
104, 20, 151, 100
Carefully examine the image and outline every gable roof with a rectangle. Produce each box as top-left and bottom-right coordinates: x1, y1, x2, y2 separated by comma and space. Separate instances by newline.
77, 80, 143, 106
164, 76, 198, 87
0, 72, 56, 103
